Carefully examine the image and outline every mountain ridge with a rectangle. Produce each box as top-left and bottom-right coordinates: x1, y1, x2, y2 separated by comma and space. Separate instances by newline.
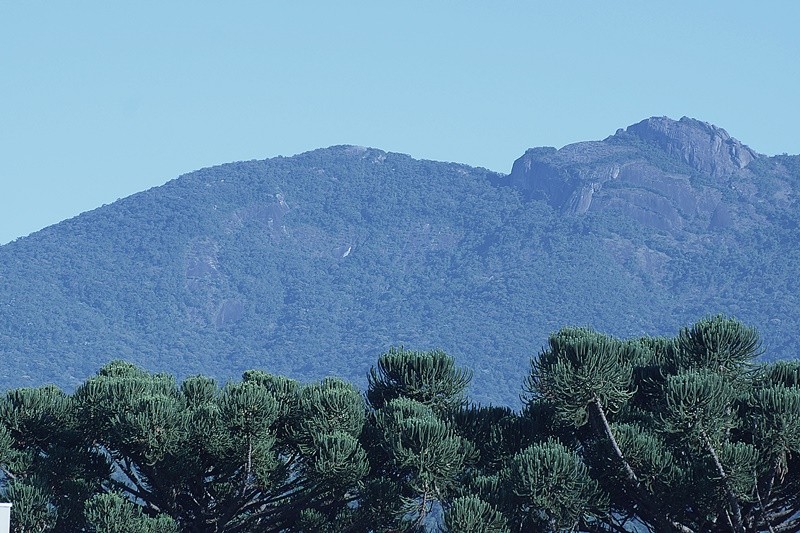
1, 116, 798, 407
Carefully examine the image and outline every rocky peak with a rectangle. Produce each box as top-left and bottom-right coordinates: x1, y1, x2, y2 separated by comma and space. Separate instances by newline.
624, 116, 759, 178
502, 116, 767, 234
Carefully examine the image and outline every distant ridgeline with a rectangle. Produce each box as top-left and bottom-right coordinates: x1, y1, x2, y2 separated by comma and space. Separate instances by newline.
0, 116, 798, 407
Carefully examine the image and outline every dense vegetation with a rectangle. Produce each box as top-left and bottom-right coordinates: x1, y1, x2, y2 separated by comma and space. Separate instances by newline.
1, 123, 799, 408
1, 316, 798, 532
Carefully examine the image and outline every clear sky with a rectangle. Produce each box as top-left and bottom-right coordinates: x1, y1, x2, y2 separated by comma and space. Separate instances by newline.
2, 2, 799, 245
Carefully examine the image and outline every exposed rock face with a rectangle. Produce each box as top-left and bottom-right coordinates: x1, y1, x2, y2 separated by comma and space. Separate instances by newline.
505, 143, 634, 214
626, 116, 760, 178
502, 116, 761, 233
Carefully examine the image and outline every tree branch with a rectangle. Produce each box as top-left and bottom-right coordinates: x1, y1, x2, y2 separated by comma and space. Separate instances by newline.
700, 428, 744, 533
589, 398, 692, 533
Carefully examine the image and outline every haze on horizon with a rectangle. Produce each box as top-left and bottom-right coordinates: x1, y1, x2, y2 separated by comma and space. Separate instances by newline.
2, 2, 799, 245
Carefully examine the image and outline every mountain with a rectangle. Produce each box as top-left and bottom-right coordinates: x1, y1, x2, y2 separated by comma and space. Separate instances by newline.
1, 117, 798, 406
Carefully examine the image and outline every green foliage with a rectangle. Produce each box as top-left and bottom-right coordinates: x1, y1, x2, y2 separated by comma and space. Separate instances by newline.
747, 385, 800, 457
309, 430, 369, 486
503, 440, 605, 531
525, 328, 634, 426
662, 369, 736, 441
0, 318, 798, 532
716, 441, 759, 498
0, 384, 107, 530
452, 405, 528, 471
5, 481, 57, 533
445, 495, 509, 533
0, 361, 376, 531
373, 397, 476, 529
382, 401, 469, 491
363, 349, 482, 530
85, 493, 178, 533
0, 386, 71, 447
368, 347, 473, 413
673, 314, 761, 376
758, 359, 800, 388
522, 315, 800, 532
295, 377, 364, 441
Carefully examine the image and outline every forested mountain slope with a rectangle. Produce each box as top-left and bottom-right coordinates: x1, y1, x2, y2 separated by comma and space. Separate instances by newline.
1, 117, 798, 406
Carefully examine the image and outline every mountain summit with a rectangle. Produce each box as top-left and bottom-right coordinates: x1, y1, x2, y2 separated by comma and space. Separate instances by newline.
503, 116, 777, 234
625, 116, 759, 177
0, 117, 798, 406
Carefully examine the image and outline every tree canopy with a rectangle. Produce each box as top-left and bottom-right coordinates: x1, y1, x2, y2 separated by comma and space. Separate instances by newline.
1, 316, 799, 532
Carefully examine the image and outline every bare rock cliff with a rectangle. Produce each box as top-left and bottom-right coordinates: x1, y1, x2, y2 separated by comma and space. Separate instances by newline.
503, 116, 761, 233
625, 116, 759, 178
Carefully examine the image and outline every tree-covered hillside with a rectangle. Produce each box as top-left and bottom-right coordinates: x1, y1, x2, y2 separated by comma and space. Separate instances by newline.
0, 117, 798, 406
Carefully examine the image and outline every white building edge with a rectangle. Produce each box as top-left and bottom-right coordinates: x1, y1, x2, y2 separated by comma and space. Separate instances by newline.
0, 503, 10, 533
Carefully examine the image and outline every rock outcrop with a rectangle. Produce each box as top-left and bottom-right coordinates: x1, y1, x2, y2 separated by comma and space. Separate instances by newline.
625, 116, 759, 178
502, 116, 761, 233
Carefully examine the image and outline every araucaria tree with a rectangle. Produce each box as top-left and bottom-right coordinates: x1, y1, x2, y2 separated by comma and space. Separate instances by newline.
523, 315, 800, 532
0, 362, 369, 532
0, 316, 798, 532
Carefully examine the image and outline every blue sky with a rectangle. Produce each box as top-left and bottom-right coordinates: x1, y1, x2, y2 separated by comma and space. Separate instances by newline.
2, 2, 799, 245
